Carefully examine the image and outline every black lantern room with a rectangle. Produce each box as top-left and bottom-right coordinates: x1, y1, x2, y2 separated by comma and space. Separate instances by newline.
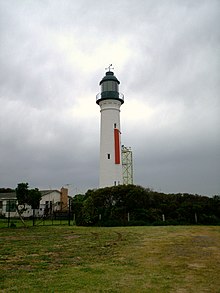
96, 71, 124, 105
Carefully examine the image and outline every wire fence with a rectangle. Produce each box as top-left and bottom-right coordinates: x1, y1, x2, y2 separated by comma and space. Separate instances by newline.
0, 200, 75, 228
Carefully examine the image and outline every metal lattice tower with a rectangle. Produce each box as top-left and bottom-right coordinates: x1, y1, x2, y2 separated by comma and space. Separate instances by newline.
122, 145, 133, 185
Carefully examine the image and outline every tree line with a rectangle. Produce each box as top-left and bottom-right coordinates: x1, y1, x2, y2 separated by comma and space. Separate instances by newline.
1, 184, 219, 226
71, 185, 220, 226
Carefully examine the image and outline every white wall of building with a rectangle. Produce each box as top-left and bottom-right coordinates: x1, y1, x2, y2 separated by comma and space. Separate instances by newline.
99, 99, 123, 187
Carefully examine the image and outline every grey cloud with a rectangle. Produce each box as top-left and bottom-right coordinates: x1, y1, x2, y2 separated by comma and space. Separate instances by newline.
0, 0, 219, 195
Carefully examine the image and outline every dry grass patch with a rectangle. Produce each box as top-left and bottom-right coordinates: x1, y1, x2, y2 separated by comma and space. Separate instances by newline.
0, 225, 220, 292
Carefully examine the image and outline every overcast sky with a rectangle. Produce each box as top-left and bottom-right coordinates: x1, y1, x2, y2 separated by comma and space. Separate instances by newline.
0, 0, 219, 196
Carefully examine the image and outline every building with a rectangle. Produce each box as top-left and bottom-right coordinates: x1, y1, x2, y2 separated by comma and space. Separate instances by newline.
96, 66, 124, 188
0, 187, 69, 218
0, 193, 17, 218
122, 145, 133, 185
40, 187, 68, 215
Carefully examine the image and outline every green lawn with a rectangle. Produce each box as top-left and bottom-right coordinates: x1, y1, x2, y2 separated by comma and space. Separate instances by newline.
0, 225, 220, 292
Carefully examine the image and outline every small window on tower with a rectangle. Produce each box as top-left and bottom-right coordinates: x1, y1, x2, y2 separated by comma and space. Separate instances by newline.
107, 154, 110, 159
114, 181, 117, 186
114, 123, 117, 128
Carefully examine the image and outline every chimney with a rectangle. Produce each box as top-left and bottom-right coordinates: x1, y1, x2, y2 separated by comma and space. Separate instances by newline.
60, 187, 68, 211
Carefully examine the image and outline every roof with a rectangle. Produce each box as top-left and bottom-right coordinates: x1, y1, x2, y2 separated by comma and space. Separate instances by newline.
0, 190, 61, 200
0, 192, 16, 200
99, 71, 120, 85
40, 190, 61, 196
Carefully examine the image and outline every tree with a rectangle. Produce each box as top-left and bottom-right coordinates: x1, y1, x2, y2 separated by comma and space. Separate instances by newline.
28, 188, 41, 209
73, 185, 220, 227
0, 188, 15, 193
15, 183, 42, 226
71, 194, 88, 225
28, 188, 41, 226
16, 183, 29, 207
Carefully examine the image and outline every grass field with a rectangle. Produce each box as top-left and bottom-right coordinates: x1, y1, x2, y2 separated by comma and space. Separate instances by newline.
0, 225, 220, 292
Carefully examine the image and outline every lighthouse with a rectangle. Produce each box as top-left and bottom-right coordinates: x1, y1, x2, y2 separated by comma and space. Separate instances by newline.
96, 66, 124, 188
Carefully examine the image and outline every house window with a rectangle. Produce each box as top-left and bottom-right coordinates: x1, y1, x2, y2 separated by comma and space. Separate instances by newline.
6, 200, 16, 212
0, 201, 2, 209
114, 181, 117, 186
107, 154, 110, 159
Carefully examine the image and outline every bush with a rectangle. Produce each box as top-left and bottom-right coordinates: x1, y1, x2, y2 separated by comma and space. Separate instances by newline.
128, 220, 149, 226
101, 220, 122, 227
199, 214, 220, 225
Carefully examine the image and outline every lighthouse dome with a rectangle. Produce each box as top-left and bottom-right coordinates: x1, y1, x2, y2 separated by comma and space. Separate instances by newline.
99, 71, 120, 85
96, 71, 124, 105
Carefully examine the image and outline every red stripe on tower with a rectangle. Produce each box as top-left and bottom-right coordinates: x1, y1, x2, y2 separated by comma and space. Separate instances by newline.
114, 128, 120, 164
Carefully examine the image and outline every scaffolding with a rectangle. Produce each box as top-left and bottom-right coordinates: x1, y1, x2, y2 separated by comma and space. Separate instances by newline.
122, 145, 133, 185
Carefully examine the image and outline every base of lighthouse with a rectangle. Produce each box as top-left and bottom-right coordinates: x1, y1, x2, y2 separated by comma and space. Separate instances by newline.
99, 99, 123, 188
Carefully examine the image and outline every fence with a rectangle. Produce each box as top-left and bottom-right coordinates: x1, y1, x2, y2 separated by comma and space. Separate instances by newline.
0, 200, 75, 228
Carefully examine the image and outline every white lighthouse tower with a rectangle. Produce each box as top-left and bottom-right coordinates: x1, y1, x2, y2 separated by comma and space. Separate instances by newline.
96, 66, 124, 188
